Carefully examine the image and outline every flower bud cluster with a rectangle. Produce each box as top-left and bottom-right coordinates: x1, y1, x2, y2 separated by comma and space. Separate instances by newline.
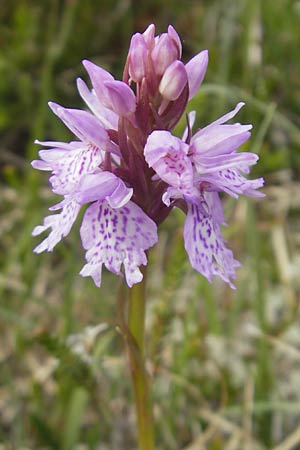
125, 24, 208, 132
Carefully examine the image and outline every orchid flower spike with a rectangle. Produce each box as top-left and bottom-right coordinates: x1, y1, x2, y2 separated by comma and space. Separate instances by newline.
32, 24, 264, 288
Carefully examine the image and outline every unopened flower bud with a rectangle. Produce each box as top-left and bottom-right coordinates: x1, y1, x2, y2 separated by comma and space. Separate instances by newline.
159, 60, 188, 101
128, 33, 148, 82
167, 25, 182, 59
151, 33, 178, 76
142, 23, 155, 49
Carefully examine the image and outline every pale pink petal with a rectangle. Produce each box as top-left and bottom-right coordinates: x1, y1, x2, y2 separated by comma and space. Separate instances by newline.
82, 60, 114, 101
45, 143, 103, 195
32, 198, 81, 253
159, 60, 188, 101
192, 124, 252, 156
34, 140, 84, 150
168, 25, 182, 58
75, 171, 133, 207
49, 102, 109, 149
193, 152, 258, 174
197, 102, 245, 132
144, 131, 194, 193
185, 50, 208, 99
151, 33, 178, 76
182, 110, 196, 141
142, 24, 155, 49
103, 80, 136, 116
31, 160, 52, 171
128, 33, 148, 82
76, 78, 118, 130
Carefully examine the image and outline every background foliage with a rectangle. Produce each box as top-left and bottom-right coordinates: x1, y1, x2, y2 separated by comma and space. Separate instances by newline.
1, 1, 300, 449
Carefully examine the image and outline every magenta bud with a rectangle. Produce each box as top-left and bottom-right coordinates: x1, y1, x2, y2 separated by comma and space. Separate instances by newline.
167, 25, 182, 59
185, 50, 209, 100
142, 23, 155, 49
151, 33, 178, 76
159, 60, 188, 101
128, 33, 148, 82
103, 80, 136, 116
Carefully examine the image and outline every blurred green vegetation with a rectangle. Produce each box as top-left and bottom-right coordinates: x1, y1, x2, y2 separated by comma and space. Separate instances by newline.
1, 1, 300, 449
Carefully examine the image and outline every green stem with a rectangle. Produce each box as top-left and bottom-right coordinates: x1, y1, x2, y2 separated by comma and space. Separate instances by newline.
127, 267, 154, 450
128, 269, 147, 352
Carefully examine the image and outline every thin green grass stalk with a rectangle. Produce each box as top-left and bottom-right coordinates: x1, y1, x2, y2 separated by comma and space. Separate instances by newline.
224, 401, 300, 416
62, 387, 89, 450
250, 102, 277, 155
241, 0, 260, 88
198, 279, 222, 335
246, 201, 273, 445
214, 98, 275, 339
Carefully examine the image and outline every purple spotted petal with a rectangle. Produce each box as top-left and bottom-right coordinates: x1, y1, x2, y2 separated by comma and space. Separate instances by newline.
79, 200, 158, 287
204, 192, 226, 225
32, 197, 81, 253
198, 168, 265, 198
33, 140, 103, 195
183, 202, 240, 288
75, 171, 133, 208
